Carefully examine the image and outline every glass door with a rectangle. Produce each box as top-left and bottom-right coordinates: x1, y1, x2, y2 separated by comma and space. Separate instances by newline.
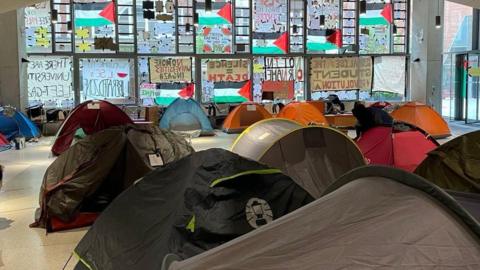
466, 53, 480, 123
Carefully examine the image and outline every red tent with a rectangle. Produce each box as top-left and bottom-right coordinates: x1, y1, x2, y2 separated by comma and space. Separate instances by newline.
369, 101, 392, 109
52, 100, 133, 156
356, 125, 438, 172
0, 133, 11, 151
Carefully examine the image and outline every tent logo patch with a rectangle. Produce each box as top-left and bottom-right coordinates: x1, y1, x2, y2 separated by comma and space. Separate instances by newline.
245, 198, 273, 228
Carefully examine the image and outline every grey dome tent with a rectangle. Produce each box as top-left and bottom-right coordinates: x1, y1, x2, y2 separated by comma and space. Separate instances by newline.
73, 148, 313, 270
168, 166, 480, 270
231, 118, 366, 198
415, 130, 480, 221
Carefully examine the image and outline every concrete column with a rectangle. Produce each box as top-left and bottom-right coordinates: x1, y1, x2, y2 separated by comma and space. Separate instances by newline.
410, 0, 444, 111
0, 9, 27, 111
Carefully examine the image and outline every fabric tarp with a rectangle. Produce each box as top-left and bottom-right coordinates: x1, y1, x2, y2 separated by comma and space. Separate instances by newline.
169, 166, 480, 270
73, 149, 313, 270
232, 119, 366, 198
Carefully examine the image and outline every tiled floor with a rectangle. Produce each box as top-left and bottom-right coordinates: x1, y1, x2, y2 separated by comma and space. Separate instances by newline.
0, 124, 478, 270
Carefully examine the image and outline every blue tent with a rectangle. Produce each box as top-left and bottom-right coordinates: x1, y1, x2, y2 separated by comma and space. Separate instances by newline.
160, 98, 214, 136
0, 109, 41, 140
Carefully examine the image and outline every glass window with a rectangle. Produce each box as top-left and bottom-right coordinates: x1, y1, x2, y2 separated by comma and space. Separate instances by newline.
196, 0, 233, 54
253, 57, 304, 102
136, 0, 176, 54
73, 0, 117, 53
79, 58, 135, 104
27, 56, 74, 108
359, 0, 392, 54
138, 56, 195, 106
201, 59, 250, 103
25, 2, 52, 53
307, 0, 341, 54
441, 1, 473, 118
252, 0, 288, 54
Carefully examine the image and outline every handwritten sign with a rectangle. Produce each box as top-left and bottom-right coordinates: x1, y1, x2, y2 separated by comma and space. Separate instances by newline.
25, 2, 50, 28
207, 59, 249, 82
253, 0, 287, 33
201, 26, 232, 53
139, 83, 161, 98
263, 57, 303, 82
27, 57, 73, 107
149, 58, 192, 83
82, 60, 131, 99
310, 57, 372, 91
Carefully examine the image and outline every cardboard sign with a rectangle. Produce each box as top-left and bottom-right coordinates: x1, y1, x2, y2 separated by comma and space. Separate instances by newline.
207, 59, 249, 82
149, 58, 192, 83
27, 57, 73, 107
310, 57, 372, 91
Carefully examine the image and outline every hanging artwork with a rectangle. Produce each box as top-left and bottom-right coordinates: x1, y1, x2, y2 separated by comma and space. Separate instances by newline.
253, 57, 304, 101
373, 56, 406, 95
310, 57, 373, 91
206, 59, 249, 82
27, 56, 73, 108
137, 0, 176, 54
359, 0, 392, 54
252, 0, 288, 54
307, 0, 341, 52
24, 1, 52, 52
81, 59, 131, 99
149, 58, 192, 83
74, 0, 117, 53
196, 2, 233, 54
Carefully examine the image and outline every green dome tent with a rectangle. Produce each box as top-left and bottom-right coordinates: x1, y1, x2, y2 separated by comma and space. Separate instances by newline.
415, 130, 480, 221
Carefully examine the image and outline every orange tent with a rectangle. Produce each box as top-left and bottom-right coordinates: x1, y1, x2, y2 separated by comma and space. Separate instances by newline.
222, 102, 272, 133
390, 102, 451, 139
277, 102, 329, 126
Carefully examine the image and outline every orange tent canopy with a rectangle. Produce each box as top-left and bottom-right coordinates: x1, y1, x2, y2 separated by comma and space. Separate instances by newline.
222, 102, 272, 134
390, 102, 451, 139
277, 102, 329, 126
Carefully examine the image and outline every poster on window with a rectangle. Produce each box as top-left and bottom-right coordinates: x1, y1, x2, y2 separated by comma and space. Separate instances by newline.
373, 56, 406, 95
82, 59, 131, 99
206, 59, 249, 82
310, 57, 372, 91
252, 0, 288, 54
27, 57, 73, 107
149, 58, 192, 83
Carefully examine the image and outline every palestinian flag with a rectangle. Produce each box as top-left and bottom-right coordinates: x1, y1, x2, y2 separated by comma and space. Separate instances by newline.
74, 2, 115, 28
197, 2, 232, 25
153, 83, 195, 106
213, 82, 249, 103
253, 32, 288, 54
360, 2, 392, 26
307, 29, 343, 51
